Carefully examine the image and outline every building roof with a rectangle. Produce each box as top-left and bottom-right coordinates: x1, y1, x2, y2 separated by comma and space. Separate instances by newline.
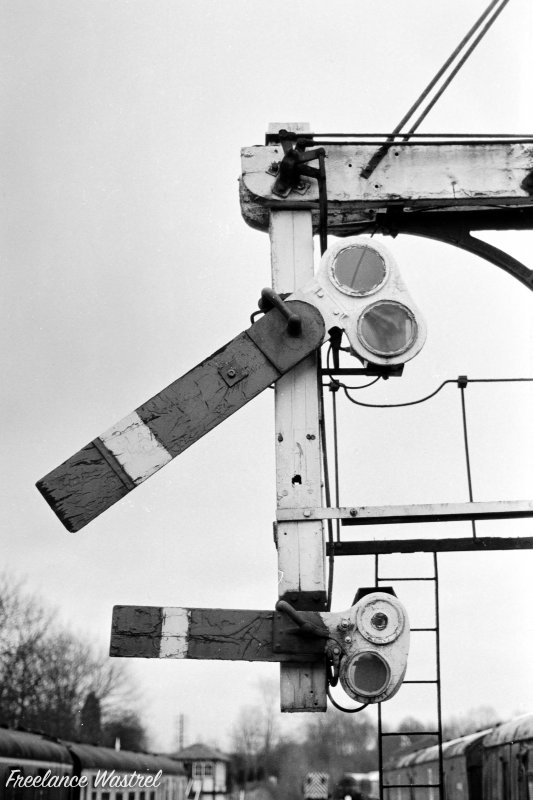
172, 743, 229, 762
67, 741, 185, 774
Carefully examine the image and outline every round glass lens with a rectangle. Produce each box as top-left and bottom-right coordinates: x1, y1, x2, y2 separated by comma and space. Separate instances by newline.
350, 652, 390, 695
358, 301, 416, 356
371, 612, 388, 631
333, 246, 387, 295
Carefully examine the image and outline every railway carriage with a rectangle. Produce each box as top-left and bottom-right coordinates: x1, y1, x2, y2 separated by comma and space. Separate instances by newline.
383, 713, 533, 800
482, 714, 533, 800
0, 727, 187, 800
68, 742, 186, 800
0, 727, 73, 800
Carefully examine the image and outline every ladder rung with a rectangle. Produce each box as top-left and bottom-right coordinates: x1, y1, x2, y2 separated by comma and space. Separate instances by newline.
381, 731, 440, 736
403, 679, 437, 684
378, 576, 436, 581
411, 627, 437, 631
383, 784, 441, 789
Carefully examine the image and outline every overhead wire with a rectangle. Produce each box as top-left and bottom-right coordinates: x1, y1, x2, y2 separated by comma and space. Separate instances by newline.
360, 0, 513, 178
318, 355, 336, 611
459, 384, 477, 539
320, 344, 387, 606
402, 0, 513, 139
340, 376, 533, 409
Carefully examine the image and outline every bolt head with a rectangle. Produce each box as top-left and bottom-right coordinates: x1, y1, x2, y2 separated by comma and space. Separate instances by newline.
303, 508, 311, 518
349, 508, 358, 517
227, 369, 236, 378
344, 636, 352, 644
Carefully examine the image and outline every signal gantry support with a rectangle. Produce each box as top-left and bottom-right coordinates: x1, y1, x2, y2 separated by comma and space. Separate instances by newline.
36, 122, 533, 714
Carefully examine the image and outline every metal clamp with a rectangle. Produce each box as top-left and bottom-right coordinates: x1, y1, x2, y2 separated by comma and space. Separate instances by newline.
268, 130, 328, 254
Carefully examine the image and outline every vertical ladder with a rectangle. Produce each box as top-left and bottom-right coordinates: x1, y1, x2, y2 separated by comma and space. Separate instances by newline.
376, 552, 444, 799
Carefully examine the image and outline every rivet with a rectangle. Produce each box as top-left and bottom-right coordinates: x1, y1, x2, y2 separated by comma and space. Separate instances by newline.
333, 647, 340, 655
303, 509, 312, 518
344, 636, 352, 644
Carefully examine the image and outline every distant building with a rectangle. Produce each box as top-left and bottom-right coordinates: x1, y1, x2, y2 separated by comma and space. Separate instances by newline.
172, 743, 230, 800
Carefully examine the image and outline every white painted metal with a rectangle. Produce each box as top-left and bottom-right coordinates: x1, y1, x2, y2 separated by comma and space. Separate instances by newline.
291, 236, 427, 365
242, 142, 533, 205
320, 592, 409, 704
276, 499, 533, 522
100, 411, 172, 483
270, 205, 326, 711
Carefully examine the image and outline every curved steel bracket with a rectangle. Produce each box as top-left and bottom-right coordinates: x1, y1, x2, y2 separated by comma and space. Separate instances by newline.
405, 228, 533, 291
376, 208, 533, 292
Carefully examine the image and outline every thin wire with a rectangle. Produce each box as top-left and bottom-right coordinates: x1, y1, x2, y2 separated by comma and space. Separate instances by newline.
331, 387, 341, 543
325, 344, 342, 544
460, 386, 477, 539
325, 344, 382, 390
327, 686, 369, 713
318, 353, 335, 611
326, 377, 381, 391
403, 0, 512, 138
324, 348, 381, 540
289, 132, 533, 139
360, 0, 508, 177
342, 377, 533, 409
343, 379, 455, 408
379, 0, 503, 143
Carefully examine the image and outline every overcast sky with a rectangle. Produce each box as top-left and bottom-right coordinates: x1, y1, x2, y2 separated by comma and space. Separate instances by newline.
2, 0, 533, 752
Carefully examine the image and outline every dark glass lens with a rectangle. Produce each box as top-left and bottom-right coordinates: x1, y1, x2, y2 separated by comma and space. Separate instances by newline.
359, 301, 416, 355
333, 246, 386, 295
371, 612, 388, 630
351, 652, 389, 694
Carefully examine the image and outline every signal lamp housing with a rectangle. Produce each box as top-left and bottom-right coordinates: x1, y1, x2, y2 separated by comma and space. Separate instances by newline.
337, 591, 410, 704
293, 236, 427, 366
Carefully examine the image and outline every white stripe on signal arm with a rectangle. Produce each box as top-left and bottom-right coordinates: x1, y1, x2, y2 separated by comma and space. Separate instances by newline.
160, 607, 190, 658
99, 412, 172, 484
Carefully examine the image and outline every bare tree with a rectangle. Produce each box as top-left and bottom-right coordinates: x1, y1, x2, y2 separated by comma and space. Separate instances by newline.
443, 706, 502, 740
0, 573, 145, 744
